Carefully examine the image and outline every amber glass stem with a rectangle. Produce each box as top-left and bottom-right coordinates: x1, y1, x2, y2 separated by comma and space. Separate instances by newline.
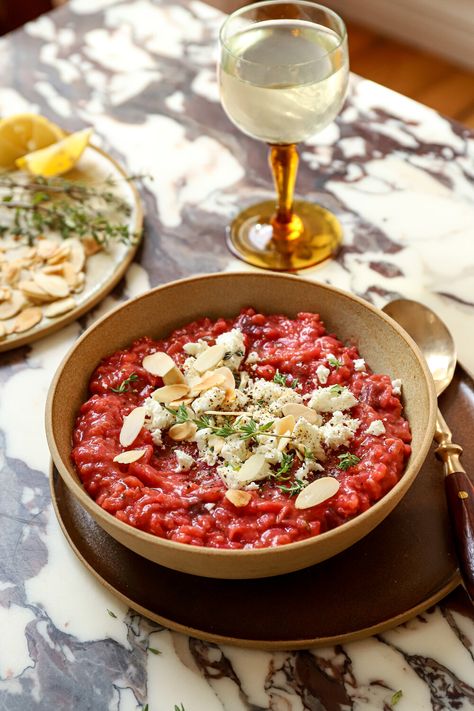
269, 143, 299, 227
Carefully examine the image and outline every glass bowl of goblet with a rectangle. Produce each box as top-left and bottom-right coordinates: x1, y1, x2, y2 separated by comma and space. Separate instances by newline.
218, 0, 349, 271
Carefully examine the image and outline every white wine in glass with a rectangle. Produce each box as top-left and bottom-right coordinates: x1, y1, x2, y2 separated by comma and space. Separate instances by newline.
219, 1, 349, 271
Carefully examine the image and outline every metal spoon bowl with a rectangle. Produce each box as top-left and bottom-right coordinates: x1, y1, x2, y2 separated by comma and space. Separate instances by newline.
383, 299, 457, 397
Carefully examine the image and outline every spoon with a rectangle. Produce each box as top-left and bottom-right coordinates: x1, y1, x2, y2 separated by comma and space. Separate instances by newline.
383, 298, 474, 603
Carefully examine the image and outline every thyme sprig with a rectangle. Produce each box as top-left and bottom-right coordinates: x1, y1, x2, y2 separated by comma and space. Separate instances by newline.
273, 369, 299, 389
0, 173, 142, 246
327, 355, 343, 369
165, 405, 290, 443
111, 373, 138, 393
270, 452, 295, 482
277, 479, 306, 496
337, 452, 360, 470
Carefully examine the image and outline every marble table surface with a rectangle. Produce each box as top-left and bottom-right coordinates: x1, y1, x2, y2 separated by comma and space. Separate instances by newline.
0, 0, 473, 708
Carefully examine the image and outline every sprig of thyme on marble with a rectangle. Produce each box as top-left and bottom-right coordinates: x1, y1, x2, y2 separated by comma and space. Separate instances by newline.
0, 173, 142, 246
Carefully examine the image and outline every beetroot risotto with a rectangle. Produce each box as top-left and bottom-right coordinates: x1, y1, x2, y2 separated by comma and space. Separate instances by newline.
71, 308, 411, 549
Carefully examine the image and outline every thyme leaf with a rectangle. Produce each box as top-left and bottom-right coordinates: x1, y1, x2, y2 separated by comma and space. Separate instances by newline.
337, 453, 360, 470
273, 369, 299, 389
327, 356, 343, 369
111, 373, 138, 393
330, 384, 344, 394
277, 479, 306, 496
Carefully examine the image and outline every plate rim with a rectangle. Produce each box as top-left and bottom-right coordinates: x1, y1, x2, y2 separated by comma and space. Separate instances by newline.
0, 144, 144, 353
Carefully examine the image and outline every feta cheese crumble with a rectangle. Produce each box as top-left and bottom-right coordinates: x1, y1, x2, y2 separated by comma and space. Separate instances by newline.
320, 411, 360, 449
392, 379, 402, 396
366, 419, 386, 436
175, 449, 194, 471
308, 386, 358, 413
216, 328, 245, 371
315, 364, 330, 385
353, 358, 366, 372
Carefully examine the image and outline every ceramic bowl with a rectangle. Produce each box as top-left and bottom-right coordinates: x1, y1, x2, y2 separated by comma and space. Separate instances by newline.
46, 273, 437, 579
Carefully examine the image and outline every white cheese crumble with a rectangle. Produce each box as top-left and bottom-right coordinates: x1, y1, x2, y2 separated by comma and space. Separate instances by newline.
220, 436, 250, 465
295, 458, 324, 482
353, 358, 366, 372
191, 386, 226, 416
175, 449, 194, 471
366, 419, 386, 436
143, 399, 175, 445
292, 418, 326, 461
216, 328, 245, 371
183, 339, 208, 356
392, 378, 402, 396
320, 411, 360, 449
308, 386, 358, 413
194, 428, 220, 466
315, 364, 330, 384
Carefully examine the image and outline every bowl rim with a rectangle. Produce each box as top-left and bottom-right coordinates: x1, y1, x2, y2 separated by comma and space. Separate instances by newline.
45, 271, 438, 559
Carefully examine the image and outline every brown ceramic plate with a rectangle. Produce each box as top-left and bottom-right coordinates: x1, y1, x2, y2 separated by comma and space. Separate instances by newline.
0, 145, 143, 352
50, 362, 474, 648
46, 273, 437, 578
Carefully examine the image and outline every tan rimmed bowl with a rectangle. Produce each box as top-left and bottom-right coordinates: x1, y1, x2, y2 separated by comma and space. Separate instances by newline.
46, 273, 437, 579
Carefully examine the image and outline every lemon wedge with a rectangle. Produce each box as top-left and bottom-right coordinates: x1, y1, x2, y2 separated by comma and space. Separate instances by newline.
0, 113, 64, 169
16, 128, 93, 177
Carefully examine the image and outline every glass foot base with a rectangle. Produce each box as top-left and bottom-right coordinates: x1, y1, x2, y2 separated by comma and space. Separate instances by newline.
227, 200, 342, 271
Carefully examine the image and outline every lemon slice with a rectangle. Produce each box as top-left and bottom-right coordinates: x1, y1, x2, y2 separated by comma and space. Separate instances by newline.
16, 128, 93, 177
0, 114, 64, 169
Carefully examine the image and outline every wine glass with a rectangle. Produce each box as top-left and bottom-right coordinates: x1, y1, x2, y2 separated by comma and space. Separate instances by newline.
218, 0, 349, 271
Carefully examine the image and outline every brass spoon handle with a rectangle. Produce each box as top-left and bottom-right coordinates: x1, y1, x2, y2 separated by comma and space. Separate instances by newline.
435, 408, 474, 603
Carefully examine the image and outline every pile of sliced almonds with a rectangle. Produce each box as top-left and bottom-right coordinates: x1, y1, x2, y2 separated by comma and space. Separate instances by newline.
0, 235, 99, 338
116, 345, 342, 511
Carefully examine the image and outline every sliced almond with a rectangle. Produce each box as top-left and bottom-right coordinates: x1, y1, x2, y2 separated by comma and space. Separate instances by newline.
169, 397, 193, 407
44, 297, 76, 318
62, 262, 79, 287
0, 286, 11, 302
4, 263, 20, 285
13, 306, 42, 333
189, 372, 226, 397
0, 322, 6, 339
168, 421, 197, 441
142, 351, 176, 377
0, 290, 26, 320
151, 384, 190, 403
274, 414, 296, 436
19, 280, 55, 303
277, 430, 293, 452
119, 406, 146, 447
234, 453, 269, 485
37, 239, 59, 260
113, 449, 146, 464
213, 366, 236, 396
72, 271, 86, 293
163, 367, 186, 385
282, 403, 320, 425
295, 477, 340, 510
82, 236, 102, 257
33, 272, 69, 298
69, 240, 86, 272
47, 244, 71, 265
225, 489, 252, 507
193, 344, 226, 374
208, 434, 225, 453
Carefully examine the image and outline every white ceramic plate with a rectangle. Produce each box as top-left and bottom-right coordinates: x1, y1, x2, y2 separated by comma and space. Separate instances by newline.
0, 145, 143, 352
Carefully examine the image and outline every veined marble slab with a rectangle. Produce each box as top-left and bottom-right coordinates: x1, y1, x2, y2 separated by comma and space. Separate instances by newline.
0, 0, 472, 709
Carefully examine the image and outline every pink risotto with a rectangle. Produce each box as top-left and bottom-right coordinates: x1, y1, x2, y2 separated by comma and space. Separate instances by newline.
71, 308, 411, 549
